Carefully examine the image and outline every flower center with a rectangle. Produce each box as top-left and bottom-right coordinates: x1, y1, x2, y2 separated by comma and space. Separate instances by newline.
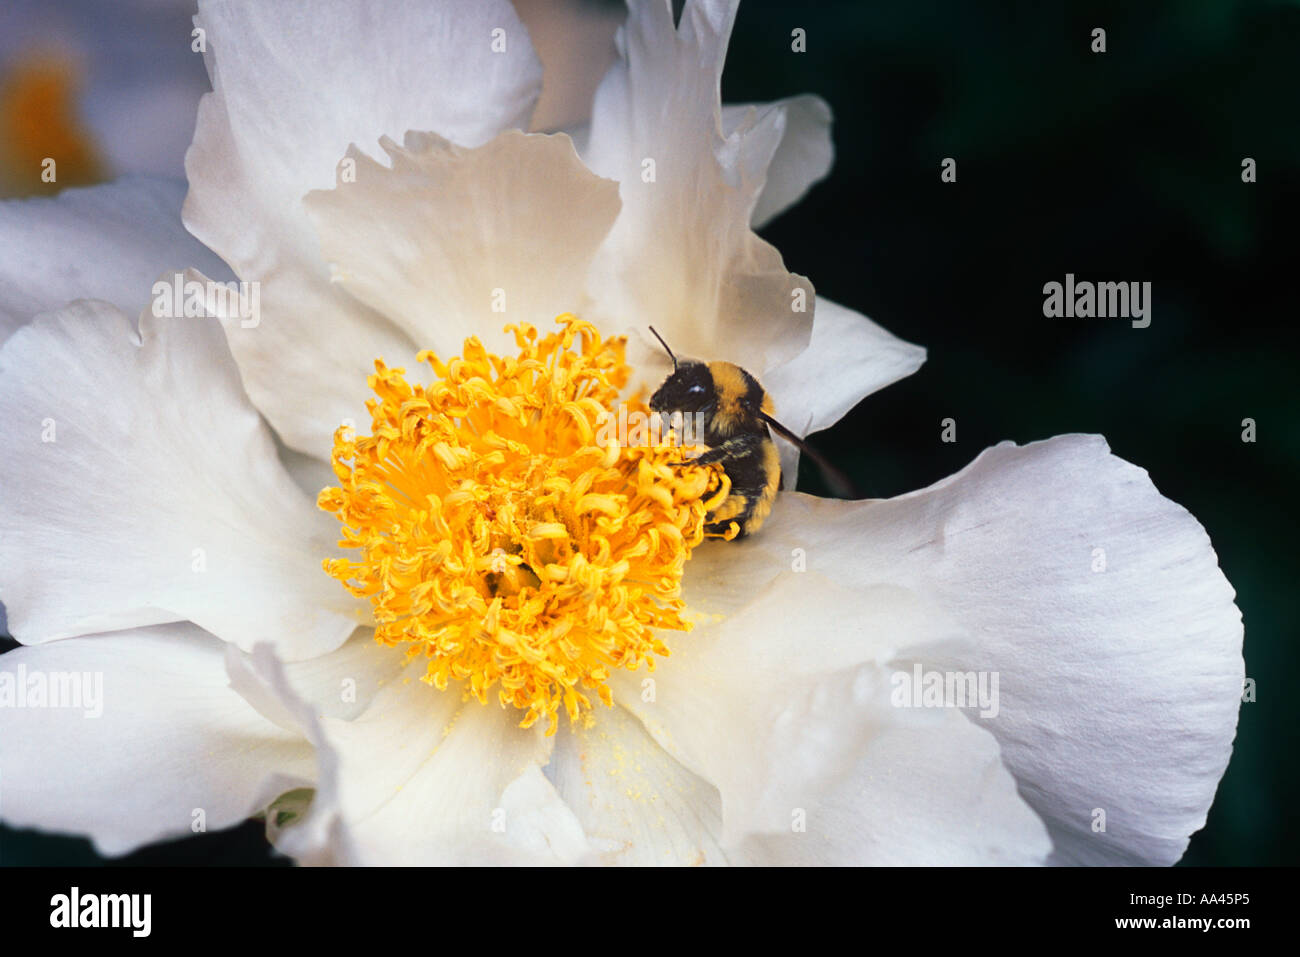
0, 55, 105, 196
318, 316, 727, 735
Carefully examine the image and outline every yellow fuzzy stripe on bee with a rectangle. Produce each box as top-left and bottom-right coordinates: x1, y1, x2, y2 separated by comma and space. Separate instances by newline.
742, 439, 782, 535
708, 361, 748, 434
708, 361, 748, 405
709, 493, 748, 522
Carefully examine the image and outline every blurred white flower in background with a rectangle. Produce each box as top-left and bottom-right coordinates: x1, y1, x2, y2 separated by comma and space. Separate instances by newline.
0, 0, 210, 195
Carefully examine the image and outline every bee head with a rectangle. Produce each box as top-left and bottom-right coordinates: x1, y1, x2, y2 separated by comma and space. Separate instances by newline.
650, 360, 715, 415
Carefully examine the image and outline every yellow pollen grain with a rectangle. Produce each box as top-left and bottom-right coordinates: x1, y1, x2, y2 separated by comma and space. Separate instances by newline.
318, 315, 722, 735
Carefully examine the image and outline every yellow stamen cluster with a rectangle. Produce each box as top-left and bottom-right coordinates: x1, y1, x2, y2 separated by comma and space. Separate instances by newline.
318, 316, 726, 735
0, 56, 105, 197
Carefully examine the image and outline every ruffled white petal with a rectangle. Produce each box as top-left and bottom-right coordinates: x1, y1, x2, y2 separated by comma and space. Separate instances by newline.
0, 624, 314, 856
733, 708, 1051, 865
753, 436, 1244, 865
223, 641, 358, 865
341, 739, 589, 865
520, 0, 831, 224
0, 299, 360, 658
581, 0, 813, 375
275, 437, 342, 504
721, 95, 834, 229
184, 0, 544, 455
268, 650, 587, 865
763, 296, 926, 479
233, 629, 402, 726
0, 176, 232, 341
610, 567, 971, 846
546, 702, 729, 865
304, 130, 620, 358
512, 0, 625, 131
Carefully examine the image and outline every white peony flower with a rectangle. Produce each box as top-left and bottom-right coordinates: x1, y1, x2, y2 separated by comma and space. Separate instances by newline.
0, 0, 1242, 866
0, 0, 213, 195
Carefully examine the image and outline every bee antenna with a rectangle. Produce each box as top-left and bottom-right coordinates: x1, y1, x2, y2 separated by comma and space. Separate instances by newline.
648, 326, 677, 370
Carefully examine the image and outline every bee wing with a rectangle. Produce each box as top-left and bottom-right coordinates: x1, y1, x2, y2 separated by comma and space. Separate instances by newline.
759, 412, 860, 499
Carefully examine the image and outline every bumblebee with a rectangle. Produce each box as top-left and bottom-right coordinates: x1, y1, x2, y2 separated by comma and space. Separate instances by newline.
647, 327, 848, 539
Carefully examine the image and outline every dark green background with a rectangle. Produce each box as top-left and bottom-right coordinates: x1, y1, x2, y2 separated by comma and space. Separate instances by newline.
2, 0, 1296, 865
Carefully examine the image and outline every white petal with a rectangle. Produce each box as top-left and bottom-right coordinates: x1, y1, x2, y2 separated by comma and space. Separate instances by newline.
278, 629, 405, 723
0, 176, 232, 341
275, 437, 341, 504
546, 703, 730, 865
280, 655, 586, 865
223, 641, 358, 865
512, 0, 625, 131
342, 701, 587, 865
0, 299, 360, 658
0, 624, 314, 856
734, 708, 1051, 865
763, 296, 926, 479
610, 566, 969, 846
304, 130, 621, 358
757, 436, 1244, 865
184, 0, 543, 455
582, 0, 813, 374
721, 95, 834, 229
231, 636, 524, 866
521, 4, 829, 225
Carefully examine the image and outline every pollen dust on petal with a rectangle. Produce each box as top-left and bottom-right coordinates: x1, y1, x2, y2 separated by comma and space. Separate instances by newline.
318, 315, 730, 736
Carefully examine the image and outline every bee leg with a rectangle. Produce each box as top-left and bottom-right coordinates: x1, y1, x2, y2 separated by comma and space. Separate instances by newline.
692, 436, 755, 467
692, 450, 726, 466
669, 449, 722, 469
